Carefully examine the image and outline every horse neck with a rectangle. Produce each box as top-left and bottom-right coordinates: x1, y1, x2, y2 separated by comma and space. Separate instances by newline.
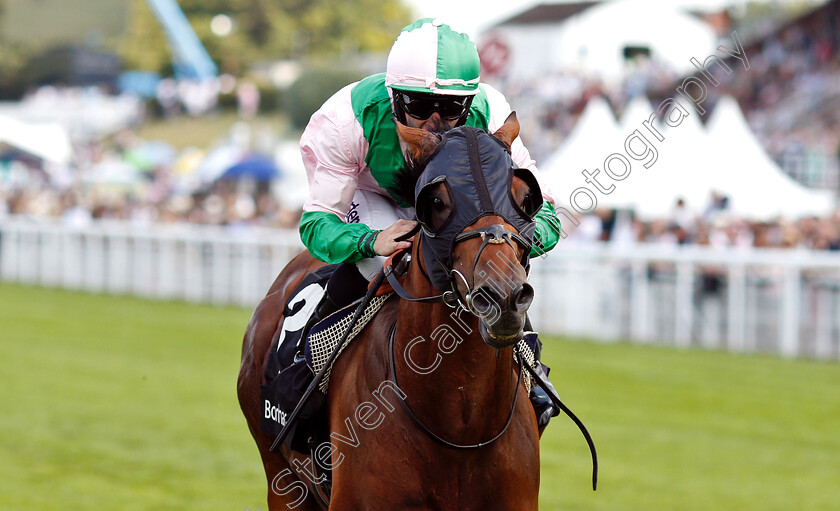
392, 244, 517, 440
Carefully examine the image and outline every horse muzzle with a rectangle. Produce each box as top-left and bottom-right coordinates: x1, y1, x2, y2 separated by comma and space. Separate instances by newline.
470, 281, 534, 348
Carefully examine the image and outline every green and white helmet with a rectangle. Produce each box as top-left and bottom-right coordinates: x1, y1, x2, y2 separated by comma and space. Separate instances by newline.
386, 18, 481, 96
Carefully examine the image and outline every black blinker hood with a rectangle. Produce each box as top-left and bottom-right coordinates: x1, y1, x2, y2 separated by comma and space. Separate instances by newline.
413, 126, 543, 291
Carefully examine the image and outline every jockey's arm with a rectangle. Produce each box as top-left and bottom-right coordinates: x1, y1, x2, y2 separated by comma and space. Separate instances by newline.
299, 84, 381, 264
484, 84, 562, 256
532, 201, 562, 256
299, 212, 379, 264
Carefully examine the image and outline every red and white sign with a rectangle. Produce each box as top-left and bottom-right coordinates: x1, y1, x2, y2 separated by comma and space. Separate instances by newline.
479, 35, 511, 77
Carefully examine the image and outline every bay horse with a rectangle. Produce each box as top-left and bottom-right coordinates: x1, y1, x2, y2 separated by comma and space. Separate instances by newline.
238, 114, 543, 510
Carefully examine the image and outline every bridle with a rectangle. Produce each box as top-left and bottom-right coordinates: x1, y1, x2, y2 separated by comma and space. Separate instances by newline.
380, 125, 540, 449
435, 223, 531, 313
384, 222, 531, 315
381, 215, 533, 451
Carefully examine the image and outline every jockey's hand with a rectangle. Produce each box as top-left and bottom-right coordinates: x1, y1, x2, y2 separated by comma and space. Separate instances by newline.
373, 219, 417, 256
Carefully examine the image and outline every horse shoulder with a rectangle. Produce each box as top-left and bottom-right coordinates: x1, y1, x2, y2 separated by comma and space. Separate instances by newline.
324, 300, 411, 504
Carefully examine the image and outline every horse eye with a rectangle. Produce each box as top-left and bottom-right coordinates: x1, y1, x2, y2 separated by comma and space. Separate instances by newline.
432, 196, 446, 212
521, 192, 531, 208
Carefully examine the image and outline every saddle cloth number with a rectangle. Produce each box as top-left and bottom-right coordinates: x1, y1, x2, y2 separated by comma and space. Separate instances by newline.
276, 282, 326, 362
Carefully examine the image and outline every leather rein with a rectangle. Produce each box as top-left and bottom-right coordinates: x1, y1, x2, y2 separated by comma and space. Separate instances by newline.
388, 323, 523, 450
382, 223, 529, 449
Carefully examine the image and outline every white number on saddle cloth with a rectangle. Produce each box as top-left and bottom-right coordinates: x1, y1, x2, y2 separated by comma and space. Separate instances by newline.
275, 282, 326, 357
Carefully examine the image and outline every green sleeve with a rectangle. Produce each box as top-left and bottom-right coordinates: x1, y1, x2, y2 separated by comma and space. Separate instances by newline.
530, 201, 562, 257
299, 211, 380, 264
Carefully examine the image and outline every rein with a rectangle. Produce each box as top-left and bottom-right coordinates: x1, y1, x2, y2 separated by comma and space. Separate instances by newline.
382, 225, 527, 450
383, 248, 460, 306
387, 232, 600, 487
387, 323, 524, 450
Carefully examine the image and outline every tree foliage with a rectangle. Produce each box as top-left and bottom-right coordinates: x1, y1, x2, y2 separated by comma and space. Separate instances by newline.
116, 0, 413, 76
0, 2, 30, 98
285, 67, 365, 128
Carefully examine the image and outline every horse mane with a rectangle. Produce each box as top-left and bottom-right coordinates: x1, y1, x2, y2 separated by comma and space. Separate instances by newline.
390, 118, 453, 207
392, 153, 433, 207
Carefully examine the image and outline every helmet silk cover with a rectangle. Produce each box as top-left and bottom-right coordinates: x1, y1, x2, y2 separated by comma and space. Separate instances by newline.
414, 127, 543, 291
386, 18, 480, 96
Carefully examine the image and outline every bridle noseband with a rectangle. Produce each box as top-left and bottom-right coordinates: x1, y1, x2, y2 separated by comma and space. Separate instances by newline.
383, 221, 530, 317
438, 223, 531, 314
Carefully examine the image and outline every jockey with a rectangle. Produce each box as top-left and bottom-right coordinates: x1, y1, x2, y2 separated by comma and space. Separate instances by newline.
297, 18, 562, 429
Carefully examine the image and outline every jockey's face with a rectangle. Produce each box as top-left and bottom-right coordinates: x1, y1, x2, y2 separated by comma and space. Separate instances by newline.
393, 90, 471, 131
405, 111, 458, 132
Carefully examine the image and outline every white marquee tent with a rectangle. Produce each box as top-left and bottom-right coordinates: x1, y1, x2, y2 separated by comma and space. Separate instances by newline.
618, 95, 657, 134
542, 95, 836, 220
540, 95, 620, 183
541, 94, 709, 219
704, 96, 835, 219
0, 114, 72, 165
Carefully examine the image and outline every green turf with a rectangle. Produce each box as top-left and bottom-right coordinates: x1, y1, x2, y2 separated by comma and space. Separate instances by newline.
1, 283, 838, 510
0, 284, 263, 510
539, 341, 840, 510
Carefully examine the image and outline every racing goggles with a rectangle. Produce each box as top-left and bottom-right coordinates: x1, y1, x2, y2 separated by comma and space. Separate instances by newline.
395, 90, 473, 122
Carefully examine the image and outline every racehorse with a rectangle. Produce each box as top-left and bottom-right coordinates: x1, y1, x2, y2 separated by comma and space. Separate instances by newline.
238, 114, 543, 510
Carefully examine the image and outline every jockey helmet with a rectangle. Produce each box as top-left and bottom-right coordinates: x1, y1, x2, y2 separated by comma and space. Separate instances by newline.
386, 19, 480, 96
387, 19, 480, 125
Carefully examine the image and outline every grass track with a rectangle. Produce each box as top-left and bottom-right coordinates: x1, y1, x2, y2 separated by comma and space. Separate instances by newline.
1, 283, 838, 510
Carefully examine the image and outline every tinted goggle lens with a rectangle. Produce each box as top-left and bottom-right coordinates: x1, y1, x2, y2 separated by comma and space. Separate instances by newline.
399, 92, 471, 121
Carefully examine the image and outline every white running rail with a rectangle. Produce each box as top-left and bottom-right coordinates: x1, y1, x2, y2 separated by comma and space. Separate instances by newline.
2, 218, 839, 360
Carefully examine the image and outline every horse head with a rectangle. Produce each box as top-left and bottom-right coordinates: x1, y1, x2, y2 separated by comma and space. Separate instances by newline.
395, 113, 543, 348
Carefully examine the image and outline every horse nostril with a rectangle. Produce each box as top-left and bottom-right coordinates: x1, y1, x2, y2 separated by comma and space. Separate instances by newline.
470, 285, 502, 317
513, 283, 534, 312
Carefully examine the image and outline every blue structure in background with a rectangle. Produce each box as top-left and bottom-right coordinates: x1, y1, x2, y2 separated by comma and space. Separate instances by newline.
144, 0, 218, 80
117, 70, 162, 98
220, 155, 282, 182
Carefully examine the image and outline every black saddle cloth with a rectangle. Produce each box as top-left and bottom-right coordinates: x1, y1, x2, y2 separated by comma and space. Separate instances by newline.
259, 263, 368, 453
260, 265, 336, 453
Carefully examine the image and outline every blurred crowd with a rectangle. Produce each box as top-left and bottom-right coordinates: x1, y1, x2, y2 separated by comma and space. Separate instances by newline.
495, 58, 679, 163
0, 149, 302, 231
3, 2, 840, 252
491, 2, 840, 252
0, 181, 299, 229
570, 196, 840, 251
710, 1, 840, 189
0, 84, 303, 230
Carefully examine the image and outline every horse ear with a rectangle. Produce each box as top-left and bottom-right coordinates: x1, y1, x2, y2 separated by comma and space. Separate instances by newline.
493, 111, 520, 151
393, 118, 442, 161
